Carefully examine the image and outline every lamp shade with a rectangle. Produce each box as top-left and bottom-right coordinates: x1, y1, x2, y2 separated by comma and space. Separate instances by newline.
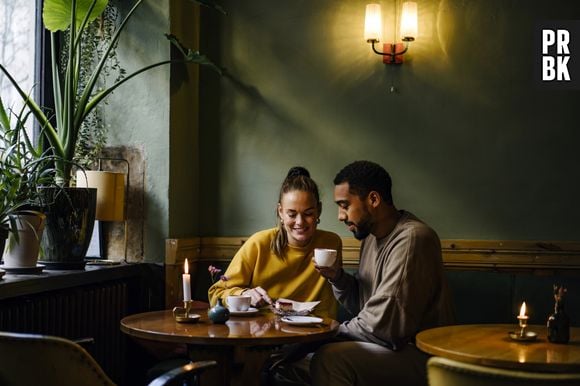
364, 4, 382, 42
76, 171, 126, 222
400, 1, 418, 40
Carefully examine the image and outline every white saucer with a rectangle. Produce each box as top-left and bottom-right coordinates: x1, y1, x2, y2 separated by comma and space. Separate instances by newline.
281, 316, 323, 326
228, 307, 259, 316
0, 264, 44, 274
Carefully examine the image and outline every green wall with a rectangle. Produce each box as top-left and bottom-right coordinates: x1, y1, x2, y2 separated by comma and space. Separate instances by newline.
106, 1, 171, 262
103, 0, 580, 263
198, 0, 580, 241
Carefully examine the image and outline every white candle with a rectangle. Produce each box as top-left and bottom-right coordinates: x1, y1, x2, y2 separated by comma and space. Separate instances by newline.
518, 301, 528, 320
183, 259, 191, 301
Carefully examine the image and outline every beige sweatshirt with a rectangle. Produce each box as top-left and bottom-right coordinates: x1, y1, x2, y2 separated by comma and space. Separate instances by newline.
331, 210, 454, 350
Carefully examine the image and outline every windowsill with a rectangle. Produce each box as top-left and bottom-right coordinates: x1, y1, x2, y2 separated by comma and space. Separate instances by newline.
0, 263, 149, 301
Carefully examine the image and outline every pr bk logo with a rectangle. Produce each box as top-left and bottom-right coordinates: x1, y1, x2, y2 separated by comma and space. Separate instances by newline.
535, 21, 580, 88
542, 29, 570, 81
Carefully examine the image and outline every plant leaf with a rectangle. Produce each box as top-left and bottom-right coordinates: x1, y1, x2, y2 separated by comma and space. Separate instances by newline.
0, 97, 10, 130
43, 0, 109, 32
165, 34, 223, 74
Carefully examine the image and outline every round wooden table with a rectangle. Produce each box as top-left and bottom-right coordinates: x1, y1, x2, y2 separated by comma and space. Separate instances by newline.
121, 307, 339, 386
416, 324, 580, 373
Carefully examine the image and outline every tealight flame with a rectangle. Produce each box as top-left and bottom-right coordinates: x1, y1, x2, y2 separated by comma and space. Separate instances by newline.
184, 258, 189, 274
519, 301, 527, 318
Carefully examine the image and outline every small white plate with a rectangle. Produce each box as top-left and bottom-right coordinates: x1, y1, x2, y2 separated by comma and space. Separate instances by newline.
281, 316, 323, 326
228, 307, 259, 316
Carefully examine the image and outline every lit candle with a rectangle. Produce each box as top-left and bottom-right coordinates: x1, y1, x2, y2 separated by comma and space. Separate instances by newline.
518, 301, 528, 321
517, 301, 529, 337
183, 259, 191, 302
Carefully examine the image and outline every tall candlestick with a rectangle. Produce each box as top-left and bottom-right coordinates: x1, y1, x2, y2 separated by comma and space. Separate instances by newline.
183, 259, 191, 301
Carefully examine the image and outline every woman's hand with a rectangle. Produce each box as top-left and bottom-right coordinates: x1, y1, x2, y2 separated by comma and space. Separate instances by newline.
243, 286, 273, 307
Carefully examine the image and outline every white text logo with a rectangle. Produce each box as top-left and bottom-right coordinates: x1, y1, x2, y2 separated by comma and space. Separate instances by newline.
542, 29, 570, 81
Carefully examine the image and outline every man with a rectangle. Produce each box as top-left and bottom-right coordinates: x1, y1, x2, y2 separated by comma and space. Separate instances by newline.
311, 160, 454, 386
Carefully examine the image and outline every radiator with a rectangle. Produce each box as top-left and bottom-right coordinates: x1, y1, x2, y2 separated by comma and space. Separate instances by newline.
0, 281, 129, 383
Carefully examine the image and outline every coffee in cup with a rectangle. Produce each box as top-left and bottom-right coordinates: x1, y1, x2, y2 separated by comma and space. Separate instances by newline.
227, 295, 251, 311
314, 248, 337, 267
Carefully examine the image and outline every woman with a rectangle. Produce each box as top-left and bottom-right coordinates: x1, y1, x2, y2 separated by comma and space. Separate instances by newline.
208, 166, 341, 318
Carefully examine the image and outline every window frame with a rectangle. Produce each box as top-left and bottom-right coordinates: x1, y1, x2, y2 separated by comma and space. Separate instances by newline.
34, 0, 54, 144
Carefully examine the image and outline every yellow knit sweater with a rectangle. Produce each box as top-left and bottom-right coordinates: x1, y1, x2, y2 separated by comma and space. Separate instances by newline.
208, 228, 341, 318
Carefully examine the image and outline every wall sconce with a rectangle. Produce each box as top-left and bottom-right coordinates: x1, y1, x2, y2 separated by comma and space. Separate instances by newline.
364, 2, 417, 64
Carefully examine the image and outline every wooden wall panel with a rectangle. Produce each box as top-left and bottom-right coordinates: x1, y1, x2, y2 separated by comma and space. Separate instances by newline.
165, 237, 580, 306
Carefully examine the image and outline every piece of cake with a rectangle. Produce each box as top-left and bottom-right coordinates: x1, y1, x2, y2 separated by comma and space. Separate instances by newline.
275, 301, 293, 312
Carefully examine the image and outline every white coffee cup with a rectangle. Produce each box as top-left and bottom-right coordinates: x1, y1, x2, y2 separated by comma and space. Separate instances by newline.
314, 248, 337, 267
227, 295, 251, 311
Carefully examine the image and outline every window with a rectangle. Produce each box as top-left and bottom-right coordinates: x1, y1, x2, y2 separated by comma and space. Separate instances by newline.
0, 1, 40, 137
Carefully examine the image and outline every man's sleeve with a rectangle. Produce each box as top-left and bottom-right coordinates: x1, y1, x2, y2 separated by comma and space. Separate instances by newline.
337, 228, 441, 350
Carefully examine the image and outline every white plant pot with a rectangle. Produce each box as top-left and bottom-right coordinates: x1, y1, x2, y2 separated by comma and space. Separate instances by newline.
2, 213, 46, 268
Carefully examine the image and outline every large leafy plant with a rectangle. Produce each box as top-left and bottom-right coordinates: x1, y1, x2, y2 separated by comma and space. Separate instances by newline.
0, 0, 220, 187
0, 97, 56, 235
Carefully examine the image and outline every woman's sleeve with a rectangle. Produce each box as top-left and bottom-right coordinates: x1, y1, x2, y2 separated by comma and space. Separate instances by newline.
208, 236, 259, 305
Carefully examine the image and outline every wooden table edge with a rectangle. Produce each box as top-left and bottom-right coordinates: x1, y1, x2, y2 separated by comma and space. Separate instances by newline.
415, 324, 580, 373
120, 310, 340, 346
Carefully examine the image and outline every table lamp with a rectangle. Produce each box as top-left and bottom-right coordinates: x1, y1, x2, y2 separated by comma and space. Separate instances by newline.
76, 158, 129, 262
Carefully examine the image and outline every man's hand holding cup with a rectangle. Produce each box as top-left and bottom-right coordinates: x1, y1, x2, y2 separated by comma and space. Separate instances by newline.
313, 248, 342, 282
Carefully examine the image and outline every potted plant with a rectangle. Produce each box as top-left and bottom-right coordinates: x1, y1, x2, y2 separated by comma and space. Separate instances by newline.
0, 0, 222, 268
0, 97, 56, 269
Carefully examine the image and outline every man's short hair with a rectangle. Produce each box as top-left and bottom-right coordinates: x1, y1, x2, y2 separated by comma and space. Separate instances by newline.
333, 160, 393, 204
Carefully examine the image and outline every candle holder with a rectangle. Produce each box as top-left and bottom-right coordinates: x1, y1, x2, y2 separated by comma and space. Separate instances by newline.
172, 300, 201, 323
518, 315, 528, 336
508, 316, 537, 341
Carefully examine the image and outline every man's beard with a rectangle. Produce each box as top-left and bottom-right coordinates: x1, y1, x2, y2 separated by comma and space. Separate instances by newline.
346, 212, 372, 240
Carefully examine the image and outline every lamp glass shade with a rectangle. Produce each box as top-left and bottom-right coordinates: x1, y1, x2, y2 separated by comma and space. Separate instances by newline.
400, 1, 418, 40
76, 171, 126, 222
364, 4, 382, 42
